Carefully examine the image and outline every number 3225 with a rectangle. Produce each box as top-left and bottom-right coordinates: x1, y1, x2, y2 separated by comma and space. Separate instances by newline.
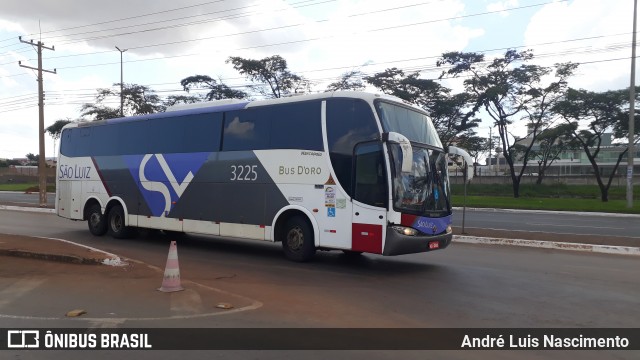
230, 165, 258, 181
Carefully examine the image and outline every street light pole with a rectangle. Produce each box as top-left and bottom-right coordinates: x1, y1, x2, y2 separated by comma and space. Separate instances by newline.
628, 0, 638, 208
115, 46, 128, 117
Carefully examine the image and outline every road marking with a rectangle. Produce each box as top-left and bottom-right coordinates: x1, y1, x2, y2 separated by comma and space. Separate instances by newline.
526, 223, 624, 230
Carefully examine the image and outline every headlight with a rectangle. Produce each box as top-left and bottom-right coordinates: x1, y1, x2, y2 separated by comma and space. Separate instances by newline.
391, 225, 418, 236
446, 225, 452, 233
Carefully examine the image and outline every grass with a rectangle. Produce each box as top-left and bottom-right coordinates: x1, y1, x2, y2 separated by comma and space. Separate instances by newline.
451, 183, 640, 200
451, 183, 640, 214
452, 195, 640, 214
0, 183, 56, 192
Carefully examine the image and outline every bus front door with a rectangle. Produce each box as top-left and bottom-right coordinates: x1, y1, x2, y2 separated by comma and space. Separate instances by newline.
351, 142, 387, 254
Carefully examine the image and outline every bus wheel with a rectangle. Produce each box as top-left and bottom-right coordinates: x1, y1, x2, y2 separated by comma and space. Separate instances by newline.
87, 203, 107, 236
282, 216, 316, 262
341, 250, 363, 257
107, 204, 133, 239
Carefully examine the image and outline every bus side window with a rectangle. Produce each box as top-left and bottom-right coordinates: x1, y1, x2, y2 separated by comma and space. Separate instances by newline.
326, 98, 379, 197
222, 109, 270, 151
353, 142, 387, 208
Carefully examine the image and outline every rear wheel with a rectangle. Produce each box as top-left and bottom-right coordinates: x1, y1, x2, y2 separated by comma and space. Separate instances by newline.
281, 216, 316, 262
341, 250, 363, 257
107, 204, 133, 239
86, 203, 107, 236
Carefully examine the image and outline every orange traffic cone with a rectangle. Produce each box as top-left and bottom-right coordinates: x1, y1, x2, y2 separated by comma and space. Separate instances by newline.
158, 241, 184, 292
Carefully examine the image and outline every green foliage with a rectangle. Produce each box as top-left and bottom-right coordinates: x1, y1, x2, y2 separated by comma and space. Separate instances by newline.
451, 183, 640, 200
326, 70, 365, 92
0, 183, 56, 192
553, 87, 639, 200
179, 75, 248, 100
81, 83, 165, 120
45, 119, 72, 140
437, 49, 577, 198
364, 67, 480, 147
226, 55, 309, 98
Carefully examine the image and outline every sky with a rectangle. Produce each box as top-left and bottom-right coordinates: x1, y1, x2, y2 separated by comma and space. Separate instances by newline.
0, 0, 637, 159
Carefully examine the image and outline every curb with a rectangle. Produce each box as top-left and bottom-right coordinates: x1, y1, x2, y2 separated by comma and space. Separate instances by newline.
0, 234, 128, 266
453, 235, 640, 256
0, 249, 102, 264
0, 204, 55, 213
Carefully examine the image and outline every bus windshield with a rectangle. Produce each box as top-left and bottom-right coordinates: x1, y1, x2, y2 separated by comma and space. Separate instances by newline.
388, 144, 451, 217
375, 101, 442, 148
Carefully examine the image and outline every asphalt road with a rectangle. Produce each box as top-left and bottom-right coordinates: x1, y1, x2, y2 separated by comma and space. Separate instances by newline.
0, 191, 55, 207
452, 208, 640, 238
2, 191, 639, 240
0, 210, 638, 359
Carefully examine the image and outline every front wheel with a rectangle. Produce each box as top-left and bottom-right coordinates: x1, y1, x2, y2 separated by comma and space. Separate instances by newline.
107, 204, 134, 239
86, 203, 107, 236
281, 216, 316, 262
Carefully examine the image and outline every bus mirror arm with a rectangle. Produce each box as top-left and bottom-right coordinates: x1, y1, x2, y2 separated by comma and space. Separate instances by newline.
382, 132, 413, 173
448, 146, 474, 181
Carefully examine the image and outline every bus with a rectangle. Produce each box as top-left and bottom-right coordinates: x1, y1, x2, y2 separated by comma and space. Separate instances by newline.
56, 91, 453, 262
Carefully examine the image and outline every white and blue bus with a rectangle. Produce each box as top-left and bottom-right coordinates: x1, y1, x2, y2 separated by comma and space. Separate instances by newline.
56, 91, 453, 261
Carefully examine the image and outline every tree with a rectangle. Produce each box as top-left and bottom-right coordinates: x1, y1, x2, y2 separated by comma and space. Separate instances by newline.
45, 119, 72, 140
430, 91, 481, 147
164, 94, 202, 107
326, 70, 365, 92
553, 87, 640, 201
25, 153, 39, 164
179, 75, 248, 100
456, 135, 488, 176
364, 68, 480, 147
226, 55, 310, 98
437, 49, 576, 197
81, 83, 165, 120
529, 123, 576, 184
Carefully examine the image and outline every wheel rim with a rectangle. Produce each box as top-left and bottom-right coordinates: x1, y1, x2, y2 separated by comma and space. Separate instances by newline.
286, 226, 304, 252
111, 213, 123, 232
89, 213, 101, 228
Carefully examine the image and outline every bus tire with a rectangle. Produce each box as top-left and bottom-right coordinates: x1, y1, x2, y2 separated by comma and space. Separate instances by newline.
87, 203, 108, 236
281, 216, 316, 262
107, 204, 133, 239
341, 250, 363, 257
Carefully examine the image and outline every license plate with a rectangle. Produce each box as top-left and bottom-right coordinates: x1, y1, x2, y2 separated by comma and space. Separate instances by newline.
429, 241, 440, 250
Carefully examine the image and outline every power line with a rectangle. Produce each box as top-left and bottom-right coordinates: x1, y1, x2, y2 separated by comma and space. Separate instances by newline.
2, 0, 561, 58
0, 0, 331, 53
0, 0, 632, 110
1, 54, 637, 116
0, 0, 228, 44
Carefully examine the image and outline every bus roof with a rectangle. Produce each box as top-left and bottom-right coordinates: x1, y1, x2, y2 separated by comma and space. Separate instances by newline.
64, 91, 414, 129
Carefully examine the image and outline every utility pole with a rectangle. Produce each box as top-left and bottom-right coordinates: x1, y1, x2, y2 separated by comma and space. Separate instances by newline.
115, 46, 127, 117
628, 0, 637, 208
488, 127, 493, 175
18, 36, 56, 207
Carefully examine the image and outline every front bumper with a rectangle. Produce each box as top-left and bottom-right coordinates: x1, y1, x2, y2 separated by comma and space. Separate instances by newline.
382, 227, 452, 256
